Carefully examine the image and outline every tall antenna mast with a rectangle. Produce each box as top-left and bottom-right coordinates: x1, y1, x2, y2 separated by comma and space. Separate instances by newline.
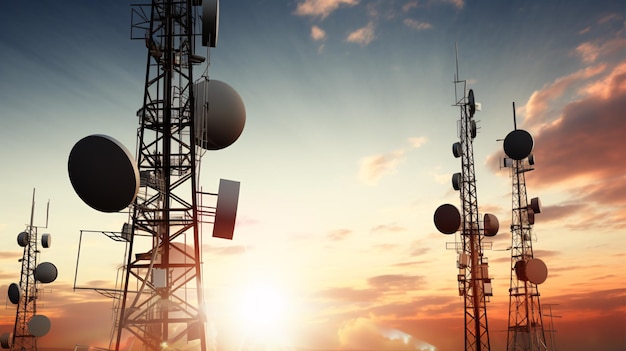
1, 189, 58, 351
67, 1, 246, 351
501, 104, 551, 351
434, 46, 499, 351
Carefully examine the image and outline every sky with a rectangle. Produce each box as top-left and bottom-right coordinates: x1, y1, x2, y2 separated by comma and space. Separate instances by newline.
0, 0, 624, 350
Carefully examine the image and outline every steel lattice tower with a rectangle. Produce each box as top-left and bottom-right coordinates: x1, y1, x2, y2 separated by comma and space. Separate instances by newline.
11, 195, 40, 351
504, 107, 549, 351
454, 83, 491, 351
1, 190, 56, 351
435, 57, 499, 350
114, 1, 205, 350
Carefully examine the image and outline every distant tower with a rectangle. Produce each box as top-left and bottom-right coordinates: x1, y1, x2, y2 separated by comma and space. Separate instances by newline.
67, 1, 245, 351
501, 104, 550, 351
434, 50, 500, 351
0, 190, 57, 351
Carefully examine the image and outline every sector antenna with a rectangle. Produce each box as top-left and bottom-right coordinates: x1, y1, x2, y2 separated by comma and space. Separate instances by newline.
67, 1, 246, 351
1, 189, 58, 351
433, 46, 499, 351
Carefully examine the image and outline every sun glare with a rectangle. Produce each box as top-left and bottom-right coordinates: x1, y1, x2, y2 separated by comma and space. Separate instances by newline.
237, 282, 288, 334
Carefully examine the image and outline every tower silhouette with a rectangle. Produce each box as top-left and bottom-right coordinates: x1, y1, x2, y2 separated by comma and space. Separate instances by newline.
502, 104, 550, 351
434, 51, 500, 351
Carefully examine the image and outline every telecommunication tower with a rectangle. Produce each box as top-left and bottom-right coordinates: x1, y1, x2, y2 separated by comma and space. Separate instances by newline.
1, 189, 58, 351
433, 51, 500, 351
501, 104, 551, 351
68, 1, 246, 351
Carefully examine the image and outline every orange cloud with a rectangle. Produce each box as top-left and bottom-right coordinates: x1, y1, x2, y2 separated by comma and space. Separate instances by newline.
311, 25, 326, 41
358, 150, 405, 186
346, 22, 376, 46
294, 0, 359, 19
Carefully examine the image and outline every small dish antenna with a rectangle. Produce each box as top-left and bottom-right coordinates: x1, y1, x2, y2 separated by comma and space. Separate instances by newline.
34, 262, 58, 284
193, 79, 246, 150
434, 204, 461, 235
0, 333, 9, 349
7, 283, 20, 305
68, 134, 140, 212
27, 315, 51, 337
515, 258, 548, 285
17, 232, 29, 247
483, 213, 499, 237
467, 89, 476, 117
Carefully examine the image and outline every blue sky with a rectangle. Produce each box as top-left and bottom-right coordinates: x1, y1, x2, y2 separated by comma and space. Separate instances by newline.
0, 1, 625, 351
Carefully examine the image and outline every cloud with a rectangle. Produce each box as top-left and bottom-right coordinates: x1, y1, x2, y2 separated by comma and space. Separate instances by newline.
371, 223, 407, 233
403, 18, 433, 31
328, 228, 352, 241
294, 0, 359, 19
311, 25, 326, 41
337, 316, 438, 350
408, 136, 428, 148
367, 274, 425, 292
346, 21, 376, 46
359, 149, 405, 185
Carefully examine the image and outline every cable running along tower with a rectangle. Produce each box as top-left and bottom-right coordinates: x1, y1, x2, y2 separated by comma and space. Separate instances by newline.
434, 51, 499, 351
68, 1, 245, 351
501, 104, 551, 351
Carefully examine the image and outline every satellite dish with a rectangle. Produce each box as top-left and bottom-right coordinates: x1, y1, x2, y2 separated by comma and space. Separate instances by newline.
8, 283, 20, 304
212, 179, 240, 240
434, 204, 461, 235
0, 333, 10, 349
34, 262, 58, 284
193, 79, 246, 150
27, 315, 51, 337
452, 172, 462, 191
202, 0, 219, 47
452, 142, 462, 158
467, 89, 476, 117
515, 258, 548, 284
68, 134, 140, 213
470, 120, 477, 139
17, 231, 29, 247
483, 213, 499, 237
503, 129, 534, 160
41, 233, 52, 248
530, 197, 541, 214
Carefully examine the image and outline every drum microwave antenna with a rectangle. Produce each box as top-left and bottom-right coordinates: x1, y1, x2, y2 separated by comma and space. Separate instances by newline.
501, 103, 553, 351
433, 44, 499, 351
0, 189, 58, 351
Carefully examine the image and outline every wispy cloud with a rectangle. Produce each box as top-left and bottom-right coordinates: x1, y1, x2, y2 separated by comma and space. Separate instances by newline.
346, 21, 376, 46
359, 137, 428, 185
403, 18, 433, 31
328, 228, 352, 241
359, 149, 405, 185
294, 0, 360, 19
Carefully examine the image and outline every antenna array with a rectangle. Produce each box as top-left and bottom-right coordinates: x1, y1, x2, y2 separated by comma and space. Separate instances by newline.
67, 1, 245, 351
1, 189, 58, 351
501, 104, 552, 351
433, 48, 499, 351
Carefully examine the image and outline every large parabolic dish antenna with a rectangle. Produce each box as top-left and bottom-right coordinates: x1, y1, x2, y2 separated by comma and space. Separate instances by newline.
503, 129, 534, 160
193, 79, 246, 150
68, 134, 139, 212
